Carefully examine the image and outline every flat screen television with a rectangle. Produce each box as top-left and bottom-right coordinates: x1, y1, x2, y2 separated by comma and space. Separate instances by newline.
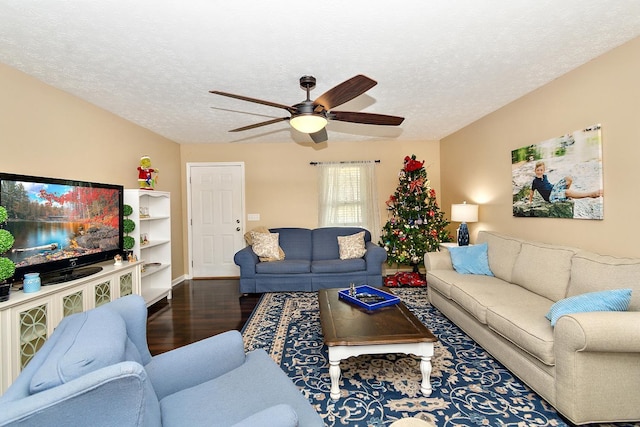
0, 172, 123, 286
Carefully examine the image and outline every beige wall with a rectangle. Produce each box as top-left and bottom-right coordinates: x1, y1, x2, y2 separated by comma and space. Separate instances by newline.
441, 36, 640, 257
179, 140, 441, 275
0, 63, 185, 279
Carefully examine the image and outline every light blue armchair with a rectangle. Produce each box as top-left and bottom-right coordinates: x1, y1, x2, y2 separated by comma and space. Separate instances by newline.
0, 295, 323, 427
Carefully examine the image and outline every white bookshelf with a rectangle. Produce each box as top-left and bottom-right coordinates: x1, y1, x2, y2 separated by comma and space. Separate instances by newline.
124, 190, 172, 306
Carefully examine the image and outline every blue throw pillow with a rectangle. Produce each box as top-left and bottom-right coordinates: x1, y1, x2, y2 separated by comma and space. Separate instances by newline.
546, 288, 632, 327
448, 243, 494, 276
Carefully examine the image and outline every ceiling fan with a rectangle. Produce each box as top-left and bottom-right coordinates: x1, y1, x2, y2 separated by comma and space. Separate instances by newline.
210, 75, 404, 143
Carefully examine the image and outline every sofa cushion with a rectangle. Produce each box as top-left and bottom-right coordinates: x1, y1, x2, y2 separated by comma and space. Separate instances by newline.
477, 231, 523, 282
448, 243, 494, 276
568, 251, 640, 311
270, 228, 312, 260
425, 270, 460, 299
311, 258, 366, 273
511, 241, 576, 302
30, 308, 127, 394
250, 231, 282, 260
255, 260, 311, 274
486, 294, 556, 366
337, 231, 367, 260
312, 227, 371, 261
546, 288, 632, 326
448, 276, 529, 324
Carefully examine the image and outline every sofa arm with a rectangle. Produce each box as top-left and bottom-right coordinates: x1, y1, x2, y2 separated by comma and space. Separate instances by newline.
145, 330, 246, 400
554, 311, 640, 353
234, 246, 259, 278
0, 362, 160, 427
231, 404, 299, 427
364, 241, 387, 273
553, 311, 640, 424
424, 249, 453, 271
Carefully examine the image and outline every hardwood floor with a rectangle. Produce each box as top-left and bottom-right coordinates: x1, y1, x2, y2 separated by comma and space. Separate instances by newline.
145, 279, 261, 356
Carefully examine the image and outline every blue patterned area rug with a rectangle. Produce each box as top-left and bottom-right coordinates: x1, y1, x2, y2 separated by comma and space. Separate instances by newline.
241, 289, 631, 427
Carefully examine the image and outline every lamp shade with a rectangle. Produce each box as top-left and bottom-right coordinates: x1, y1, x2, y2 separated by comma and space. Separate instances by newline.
289, 114, 327, 134
451, 202, 478, 223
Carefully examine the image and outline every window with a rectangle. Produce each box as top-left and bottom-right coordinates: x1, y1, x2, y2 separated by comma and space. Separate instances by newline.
317, 162, 380, 243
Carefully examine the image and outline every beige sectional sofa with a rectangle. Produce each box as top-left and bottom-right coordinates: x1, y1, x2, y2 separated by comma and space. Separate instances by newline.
424, 230, 640, 425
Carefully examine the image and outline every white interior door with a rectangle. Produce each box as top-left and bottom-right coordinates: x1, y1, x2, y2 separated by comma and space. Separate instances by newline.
188, 163, 245, 277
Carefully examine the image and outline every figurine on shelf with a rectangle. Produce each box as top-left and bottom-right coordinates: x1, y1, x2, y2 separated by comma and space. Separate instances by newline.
137, 155, 158, 190
113, 254, 123, 266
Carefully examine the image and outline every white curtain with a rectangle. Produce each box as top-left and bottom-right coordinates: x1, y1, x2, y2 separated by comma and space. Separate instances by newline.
317, 162, 381, 244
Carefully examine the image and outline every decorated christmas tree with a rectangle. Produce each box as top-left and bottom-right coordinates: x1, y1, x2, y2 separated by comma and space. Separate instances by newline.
380, 155, 451, 271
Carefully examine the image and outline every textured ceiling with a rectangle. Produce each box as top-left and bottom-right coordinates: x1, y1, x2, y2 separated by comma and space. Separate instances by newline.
1, 1, 640, 144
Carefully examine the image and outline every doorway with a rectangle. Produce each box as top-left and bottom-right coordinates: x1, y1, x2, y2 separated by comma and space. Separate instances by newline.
187, 162, 245, 277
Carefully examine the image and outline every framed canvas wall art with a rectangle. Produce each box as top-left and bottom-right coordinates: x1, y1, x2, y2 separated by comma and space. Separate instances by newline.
511, 124, 603, 220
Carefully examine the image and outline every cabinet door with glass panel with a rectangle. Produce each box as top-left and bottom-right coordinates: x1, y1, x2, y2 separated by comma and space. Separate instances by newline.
8, 297, 54, 377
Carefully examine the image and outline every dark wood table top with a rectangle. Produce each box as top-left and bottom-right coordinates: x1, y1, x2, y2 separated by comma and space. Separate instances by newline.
318, 287, 437, 346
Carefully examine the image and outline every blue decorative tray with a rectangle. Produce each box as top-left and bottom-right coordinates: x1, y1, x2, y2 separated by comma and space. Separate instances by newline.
338, 285, 400, 311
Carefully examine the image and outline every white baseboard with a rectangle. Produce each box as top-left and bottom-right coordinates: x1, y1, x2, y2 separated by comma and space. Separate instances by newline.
171, 275, 187, 287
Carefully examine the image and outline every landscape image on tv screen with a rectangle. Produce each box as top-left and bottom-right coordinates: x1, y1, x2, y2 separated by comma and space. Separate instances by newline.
1, 179, 120, 269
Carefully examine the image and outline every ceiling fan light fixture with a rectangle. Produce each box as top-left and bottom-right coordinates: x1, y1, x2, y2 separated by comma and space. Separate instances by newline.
211, 74, 403, 141
289, 114, 327, 134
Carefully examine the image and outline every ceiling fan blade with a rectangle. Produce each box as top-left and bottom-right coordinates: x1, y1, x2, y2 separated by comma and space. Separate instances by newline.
329, 111, 405, 126
229, 117, 289, 132
313, 75, 377, 111
210, 90, 295, 113
309, 128, 328, 144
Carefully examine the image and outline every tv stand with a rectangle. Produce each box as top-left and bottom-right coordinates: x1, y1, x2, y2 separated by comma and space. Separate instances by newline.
41, 266, 104, 286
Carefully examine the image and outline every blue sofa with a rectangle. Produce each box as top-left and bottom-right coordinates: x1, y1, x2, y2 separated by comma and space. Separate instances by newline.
0, 295, 323, 427
234, 227, 387, 293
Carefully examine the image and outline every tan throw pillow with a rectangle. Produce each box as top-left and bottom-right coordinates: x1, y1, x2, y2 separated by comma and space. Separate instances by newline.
245, 228, 285, 261
337, 231, 367, 260
250, 231, 283, 261
244, 226, 271, 245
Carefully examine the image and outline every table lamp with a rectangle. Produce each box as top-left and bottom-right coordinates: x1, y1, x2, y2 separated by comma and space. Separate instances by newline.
451, 202, 478, 246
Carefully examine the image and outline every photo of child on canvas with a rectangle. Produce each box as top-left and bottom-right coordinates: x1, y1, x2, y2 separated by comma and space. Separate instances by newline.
528, 161, 602, 203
